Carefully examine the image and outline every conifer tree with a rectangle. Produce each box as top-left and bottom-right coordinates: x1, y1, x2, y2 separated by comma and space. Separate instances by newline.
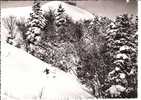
55, 4, 67, 42
105, 14, 138, 98
25, 0, 46, 54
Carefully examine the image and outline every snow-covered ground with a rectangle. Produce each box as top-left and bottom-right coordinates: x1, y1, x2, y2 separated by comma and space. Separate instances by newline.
1, 42, 94, 100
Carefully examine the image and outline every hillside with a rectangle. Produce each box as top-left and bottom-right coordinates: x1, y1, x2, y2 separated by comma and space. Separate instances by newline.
1, 1, 94, 21
42, 1, 94, 21
1, 42, 94, 100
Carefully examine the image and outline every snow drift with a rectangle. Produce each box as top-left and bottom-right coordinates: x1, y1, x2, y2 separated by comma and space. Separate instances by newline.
1, 42, 94, 100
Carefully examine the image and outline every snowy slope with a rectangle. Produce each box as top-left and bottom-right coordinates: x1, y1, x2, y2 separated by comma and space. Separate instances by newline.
1, 1, 94, 21
1, 6, 32, 19
42, 1, 94, 21
1, 42, 94, 100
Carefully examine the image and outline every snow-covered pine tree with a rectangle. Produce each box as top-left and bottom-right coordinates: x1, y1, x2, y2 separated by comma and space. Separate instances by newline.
25, 0, 46, 54
55, 4, 67, 42
56, 4, 66, 27
105, 14, 138, 98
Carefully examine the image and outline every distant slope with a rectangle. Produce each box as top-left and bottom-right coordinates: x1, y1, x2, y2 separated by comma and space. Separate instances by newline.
42, 1, 94, 21
1, 42, 94, 100
1, 6, 32, 19
1, 1, 94, 21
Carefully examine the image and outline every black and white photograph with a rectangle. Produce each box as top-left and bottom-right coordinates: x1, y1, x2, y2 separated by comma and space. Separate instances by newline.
1, 0, 139, 99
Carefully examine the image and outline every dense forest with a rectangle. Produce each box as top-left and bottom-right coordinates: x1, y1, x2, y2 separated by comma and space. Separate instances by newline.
2, 0, 138, 98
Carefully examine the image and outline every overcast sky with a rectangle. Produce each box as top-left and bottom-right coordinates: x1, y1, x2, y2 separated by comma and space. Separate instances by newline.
1, 0, 137, 19
77, 0, 137, 19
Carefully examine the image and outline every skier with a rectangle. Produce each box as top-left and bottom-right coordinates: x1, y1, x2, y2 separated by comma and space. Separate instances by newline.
43, 68, 49, 75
